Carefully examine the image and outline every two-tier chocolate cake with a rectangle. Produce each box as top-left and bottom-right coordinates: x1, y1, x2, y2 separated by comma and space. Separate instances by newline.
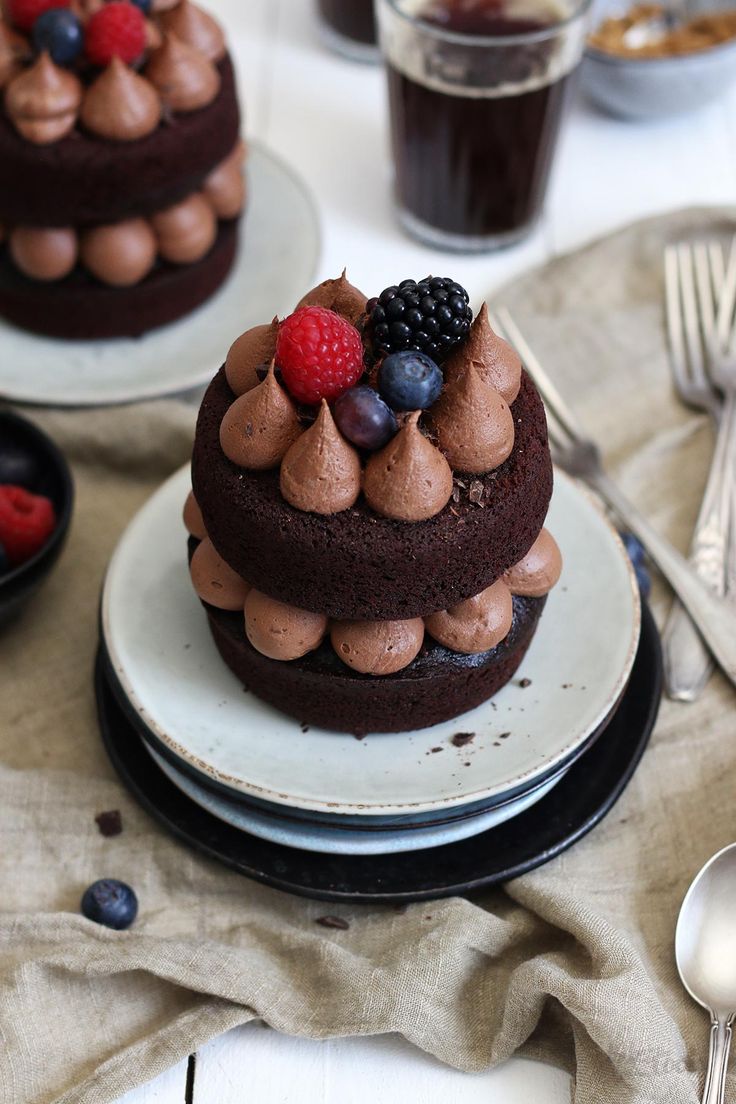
0, 0, 243, 338
186, 272, 562, 735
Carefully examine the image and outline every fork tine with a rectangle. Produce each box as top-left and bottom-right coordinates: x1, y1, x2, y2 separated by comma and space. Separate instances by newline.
491, 306, 584, 446
664, 244, 690, 396
708, 240, 726, 300
677, 243, 707, 389
692, 241, 719, 361
717, 234, 736, 352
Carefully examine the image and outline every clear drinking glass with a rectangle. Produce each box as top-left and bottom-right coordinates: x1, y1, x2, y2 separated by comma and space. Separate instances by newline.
316, 0, 379, 62
376, 0, 592, 251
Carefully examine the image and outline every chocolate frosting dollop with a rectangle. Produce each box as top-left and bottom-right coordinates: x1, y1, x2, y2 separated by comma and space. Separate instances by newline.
363, 411, 452, 522
145, 32, 220, 112
159, 0, 226, 61
280, 400, 361, 515
190, 537, 250, 611
5, 52, 82, 144
430, 362, 515, 475
245, 590, 327, 661
504, 527, 562, 597
425, 579, 513, 655
202, 153, 245, 220
183, 489, 207, 539
152, 193, 216, 264
331, 618, 425, 676
225, 318, 279, 396
9, 226, 77, 281
296, 270, 368, 327
80, 57, 161, 141
80, 218, 157, 286
220, 363, 302, 470
444, 303, 522, 405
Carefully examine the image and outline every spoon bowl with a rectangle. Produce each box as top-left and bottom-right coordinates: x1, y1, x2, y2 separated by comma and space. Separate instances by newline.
676, 843, 736, 1102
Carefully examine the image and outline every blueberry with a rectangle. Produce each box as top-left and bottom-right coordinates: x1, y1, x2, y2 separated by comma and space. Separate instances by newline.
334, 386, 397, 450
129, 0, 152, 10
378, 351, 444, 412
619, 530, 646, 567
0, 443, 42, 490
0, 541, 9, 576
33, 8, 83, 66
81, 879, 138, 930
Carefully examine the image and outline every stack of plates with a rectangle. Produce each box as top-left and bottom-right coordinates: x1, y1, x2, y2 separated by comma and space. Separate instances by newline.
97, 466, 661, 904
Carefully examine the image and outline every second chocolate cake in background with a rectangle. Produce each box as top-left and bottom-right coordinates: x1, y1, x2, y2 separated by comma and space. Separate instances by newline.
187, 272, 562, 735
0, 0, 244, 339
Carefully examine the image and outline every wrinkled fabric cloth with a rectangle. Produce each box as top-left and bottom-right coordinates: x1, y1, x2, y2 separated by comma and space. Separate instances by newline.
2, 208, 735, 1104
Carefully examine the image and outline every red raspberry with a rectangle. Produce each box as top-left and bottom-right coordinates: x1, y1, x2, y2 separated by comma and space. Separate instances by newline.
7, 0, 70, 32
85, 1, 146, 66
0, 484, 56, 567
276, 307, 364, 405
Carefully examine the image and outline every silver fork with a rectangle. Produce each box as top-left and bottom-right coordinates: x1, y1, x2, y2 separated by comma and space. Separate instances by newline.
490, 306, 736, 692
662, 242, 733, 701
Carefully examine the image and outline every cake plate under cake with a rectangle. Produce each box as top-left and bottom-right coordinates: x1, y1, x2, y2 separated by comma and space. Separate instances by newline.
96, 602, 661, 901
100, 465, 641, 818
0, 143, 319, 407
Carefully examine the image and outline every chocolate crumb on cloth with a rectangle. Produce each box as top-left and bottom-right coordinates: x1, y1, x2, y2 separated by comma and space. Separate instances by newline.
3, 210, 736, 1104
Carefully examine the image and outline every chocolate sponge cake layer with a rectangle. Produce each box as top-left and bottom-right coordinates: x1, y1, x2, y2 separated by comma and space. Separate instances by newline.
204, 593, 546, 735
0, 57, 240, 228
192, 368, 553, 622
0, 219, 238, 339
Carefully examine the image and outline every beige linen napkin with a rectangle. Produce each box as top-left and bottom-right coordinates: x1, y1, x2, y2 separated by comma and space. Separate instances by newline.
2, 207, 735, 1104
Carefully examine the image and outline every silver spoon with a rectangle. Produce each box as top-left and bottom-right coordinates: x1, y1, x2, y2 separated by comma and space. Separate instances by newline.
676, 843, 736, 1104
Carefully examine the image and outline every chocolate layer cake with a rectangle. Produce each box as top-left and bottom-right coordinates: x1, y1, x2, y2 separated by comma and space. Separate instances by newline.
0, 0, 244, 339
186, 272, 562, 734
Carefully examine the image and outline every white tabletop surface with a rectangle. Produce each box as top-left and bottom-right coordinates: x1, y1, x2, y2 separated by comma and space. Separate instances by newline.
113, 1, 736, 1100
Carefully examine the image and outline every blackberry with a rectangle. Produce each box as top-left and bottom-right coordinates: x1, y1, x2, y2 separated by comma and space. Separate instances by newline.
367, 276, 473, 364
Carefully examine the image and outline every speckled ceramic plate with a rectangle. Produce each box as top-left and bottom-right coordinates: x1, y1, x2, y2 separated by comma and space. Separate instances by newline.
0, 142, 320, 407
100, 464, 641, 818
142, 739, 563, 854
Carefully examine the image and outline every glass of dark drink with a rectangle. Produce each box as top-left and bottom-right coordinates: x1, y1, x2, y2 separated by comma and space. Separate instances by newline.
376, 0, 591, 251
317, 0, 379, 62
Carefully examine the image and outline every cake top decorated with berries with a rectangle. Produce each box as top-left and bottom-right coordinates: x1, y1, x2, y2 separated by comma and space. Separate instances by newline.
0, 0, 228, 146
215, 270, 524, 525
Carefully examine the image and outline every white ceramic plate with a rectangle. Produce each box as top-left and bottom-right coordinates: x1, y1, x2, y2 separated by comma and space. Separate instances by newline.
0, 142, 320, 408
101, 465, 641, 817
144, 740, 564, 854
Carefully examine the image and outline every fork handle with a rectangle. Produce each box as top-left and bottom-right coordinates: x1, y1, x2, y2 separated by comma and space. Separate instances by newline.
662, 394, 736, 701
588, 470, 736, 690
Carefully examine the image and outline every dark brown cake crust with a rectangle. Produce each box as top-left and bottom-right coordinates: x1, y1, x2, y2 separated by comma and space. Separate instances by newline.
191, 368, 553, 622
0, 219, 238, 339
203, 592, 546, 735
0, 56, 240, 228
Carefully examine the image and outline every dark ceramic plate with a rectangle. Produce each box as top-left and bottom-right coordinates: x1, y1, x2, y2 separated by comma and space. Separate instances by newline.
0, 410, 73, 625
95, 603, 661, 904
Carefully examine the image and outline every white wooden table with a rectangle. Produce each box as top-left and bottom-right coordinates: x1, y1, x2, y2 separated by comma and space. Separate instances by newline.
115, 2, 736, 1099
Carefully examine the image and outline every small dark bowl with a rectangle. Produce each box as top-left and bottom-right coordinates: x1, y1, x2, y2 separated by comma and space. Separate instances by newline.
0, 410, 74, 626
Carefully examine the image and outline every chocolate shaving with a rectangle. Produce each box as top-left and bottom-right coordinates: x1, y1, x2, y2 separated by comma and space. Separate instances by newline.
316, 915, 350, 930
518, 677, 532, 688
451, 486, 461, 504
451, 732, 475, 747
469, 480, 484, 505
95, 810, 123, 837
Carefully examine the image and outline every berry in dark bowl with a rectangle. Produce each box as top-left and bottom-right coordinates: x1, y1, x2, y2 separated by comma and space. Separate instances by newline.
0, 410, 73, 626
